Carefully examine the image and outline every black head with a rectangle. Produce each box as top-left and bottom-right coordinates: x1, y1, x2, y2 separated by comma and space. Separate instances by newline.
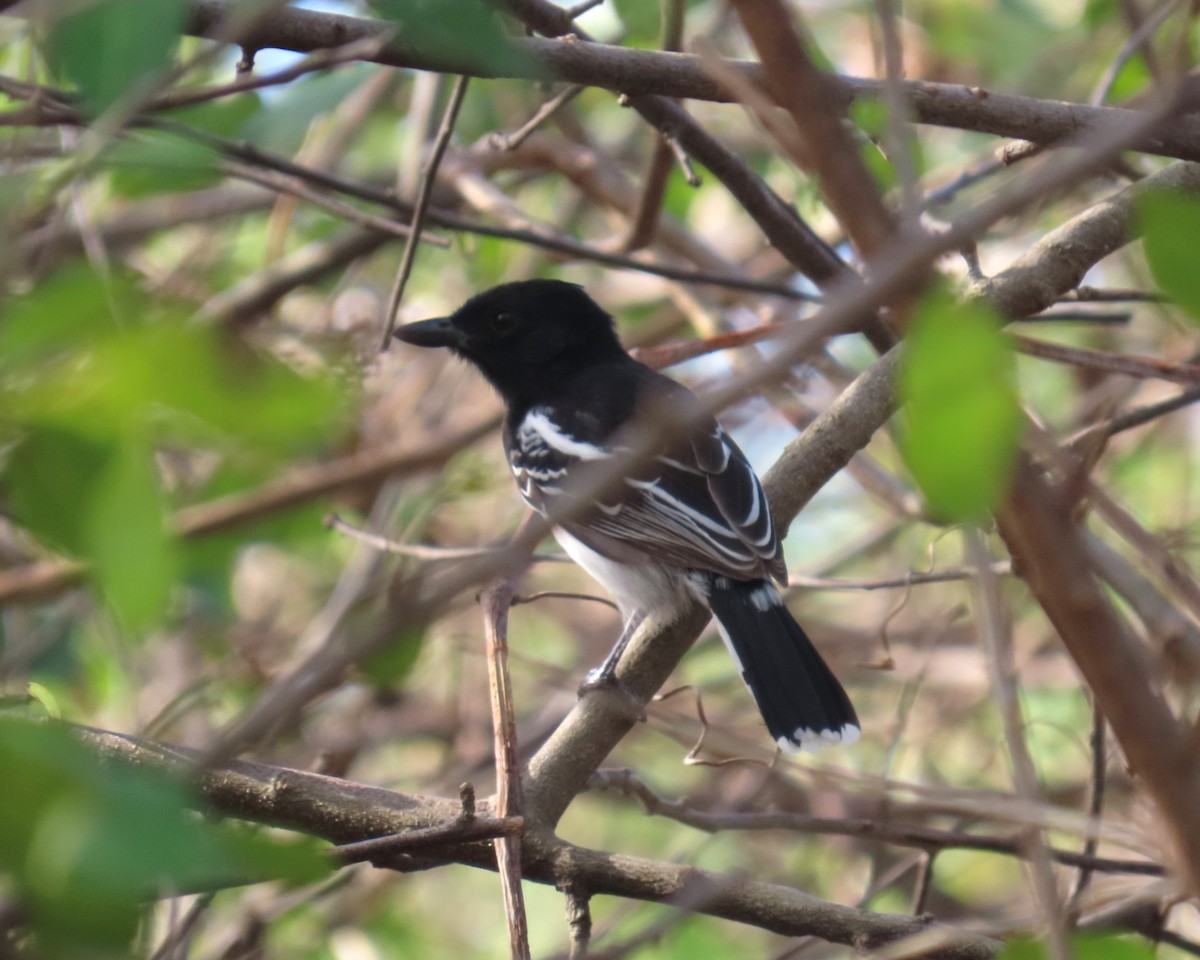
392, 280, 626, 403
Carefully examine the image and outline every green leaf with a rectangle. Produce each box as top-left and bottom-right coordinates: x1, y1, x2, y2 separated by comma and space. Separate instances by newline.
26, 683, 62, 720
1105, 53, 1150, 103
44, 0, 186, 116
849, 98, 925, 191
0, 719, 331, 958
996, 934, 1155, 960
1139, 188, 1200, 320
860, 140, 898, 194
1074, 933, 1157, 960
850, 98, 890, 139
8, 307, 344, 455
0, 261, 124, 367
163, 92, 262, 137
4, 428, 176, 630
105, 132, 222, 197
83, 439, 177, 630
125, 325, 345, 452
238, 66, 375, 154
369, 0, 537, 76
899, 289, 1023, 522
230, 826, 332, 888
5, 427, 113, 555
2, 262, 345, 629
609, 0, 666, 48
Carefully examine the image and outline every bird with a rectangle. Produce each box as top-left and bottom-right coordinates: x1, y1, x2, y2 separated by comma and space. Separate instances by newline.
392, 279, 859, 753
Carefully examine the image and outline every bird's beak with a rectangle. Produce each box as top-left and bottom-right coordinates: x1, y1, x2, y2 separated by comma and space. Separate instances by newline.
391, 316, 463, 349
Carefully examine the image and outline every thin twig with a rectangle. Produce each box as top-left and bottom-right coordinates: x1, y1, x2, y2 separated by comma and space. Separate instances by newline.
512, 590, 618, 610
1067, 386, 1200, 449
325, 515, 503, 559
325, 514, 568, 563
1068, 702, 1108, 915
0, 83, 822, 301
1091, 0, 1178, 105
911, 853, 936, 915
481, 570, 533, 960
787, 564, 1012, 591
1013, 333, 1200, 384
1064, 286, 1167, 303
490, 85, 585, 151
1083, 532, 1200, 679
148, 893, 215, 960
731, 0, 898, 260
151, 32, 396, 111
617, 0, 686, 253
564, 886, 592, 959
220, 160, 447, 246
874, 0, 922, 221
17, 5, 1200, 163
585, 768, 1161, 875
331, 816, 524, 863
965, 530, 1072, 960
380, 75, 470, 348
196, 226, 389, 327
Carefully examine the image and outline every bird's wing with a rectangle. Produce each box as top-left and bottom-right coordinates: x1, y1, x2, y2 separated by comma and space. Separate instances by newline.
507, 399, 785, 583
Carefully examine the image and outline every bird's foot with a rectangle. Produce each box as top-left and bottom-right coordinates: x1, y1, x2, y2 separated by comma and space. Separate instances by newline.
576, 667, 646, 722
577, 664, 620, 697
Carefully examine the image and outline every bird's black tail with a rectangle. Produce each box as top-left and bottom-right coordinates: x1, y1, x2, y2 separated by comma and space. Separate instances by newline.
701, 575, 859, 753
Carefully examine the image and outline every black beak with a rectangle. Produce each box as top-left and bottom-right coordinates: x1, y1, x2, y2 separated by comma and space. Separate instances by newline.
391, 317, 463, 349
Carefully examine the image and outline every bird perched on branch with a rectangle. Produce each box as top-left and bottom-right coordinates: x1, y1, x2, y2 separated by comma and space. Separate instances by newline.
393, 279, 858, 752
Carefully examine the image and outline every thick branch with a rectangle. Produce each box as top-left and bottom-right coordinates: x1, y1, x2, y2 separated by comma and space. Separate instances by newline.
995, 458, 1200, 891
978, 161, 1200, 319
77, 726, 1000, 959
732, 0, 897, 258
178, 0, 1200, 163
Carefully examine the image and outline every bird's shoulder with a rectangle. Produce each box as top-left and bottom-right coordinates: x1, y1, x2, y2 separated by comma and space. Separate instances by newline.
504, 358, 680, 451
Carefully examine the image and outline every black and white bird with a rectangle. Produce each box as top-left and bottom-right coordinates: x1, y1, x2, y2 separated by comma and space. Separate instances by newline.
393, 279, 859, 752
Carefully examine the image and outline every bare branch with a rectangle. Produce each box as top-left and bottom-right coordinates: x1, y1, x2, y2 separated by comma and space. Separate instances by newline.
175, 0, 1200, 163
481, 573, 533, 960
588, 768, 1162, 877
380, 75, 470, 346
75, 725, 1002, 959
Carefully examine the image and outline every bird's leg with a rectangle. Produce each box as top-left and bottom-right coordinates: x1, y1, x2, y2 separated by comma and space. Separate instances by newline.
579, 611, 646, 694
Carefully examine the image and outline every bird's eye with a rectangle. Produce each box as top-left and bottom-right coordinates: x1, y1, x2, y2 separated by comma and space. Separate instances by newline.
490, 312, 519, 335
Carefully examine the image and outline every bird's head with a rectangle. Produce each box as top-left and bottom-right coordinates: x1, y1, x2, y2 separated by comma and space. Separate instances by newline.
392, 279, 625, 402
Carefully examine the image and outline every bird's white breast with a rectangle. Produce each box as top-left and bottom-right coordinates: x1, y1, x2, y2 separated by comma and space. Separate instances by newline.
553, 529, 692, 622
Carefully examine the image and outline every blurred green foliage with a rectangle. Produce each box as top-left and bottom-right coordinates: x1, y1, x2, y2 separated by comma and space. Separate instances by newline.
369, 0, 537, 75
0, 718, 329, 957
44, 0, 186, 115
0, 262, 344, 630
899, 286, 1023, 522
1139, 188, 1200, 321
1000, 934, 1157, 960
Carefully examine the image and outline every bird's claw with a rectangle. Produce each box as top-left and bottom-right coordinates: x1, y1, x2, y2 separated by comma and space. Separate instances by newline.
577, 665, 620, 697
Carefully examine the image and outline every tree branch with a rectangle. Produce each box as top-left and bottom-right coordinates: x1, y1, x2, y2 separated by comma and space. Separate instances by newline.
76, 725, 1001, 959
178, 0, 1200, 163
588, 768, 1162, 877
